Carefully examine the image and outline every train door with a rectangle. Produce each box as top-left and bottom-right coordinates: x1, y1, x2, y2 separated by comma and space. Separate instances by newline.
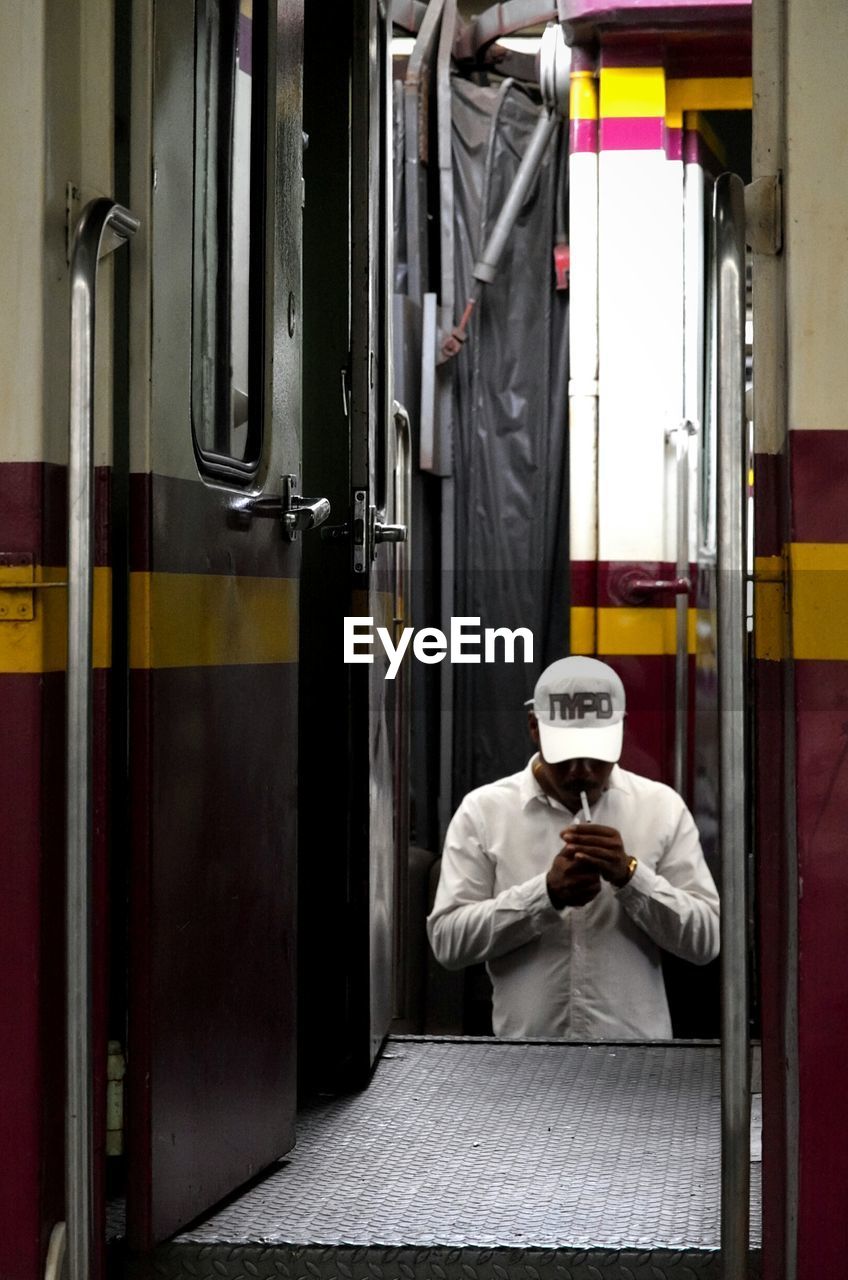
124, 0, 310, 1246
349, 0, 408, 1078
297, 0, 407, 1089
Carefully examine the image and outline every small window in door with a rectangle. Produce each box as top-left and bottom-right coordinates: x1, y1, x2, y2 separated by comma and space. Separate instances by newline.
192, 0, 266, 477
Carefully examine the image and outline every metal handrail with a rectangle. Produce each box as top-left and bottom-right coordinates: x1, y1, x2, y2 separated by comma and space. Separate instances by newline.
392, 401, 412, 1018
671, 419, 696, 800
66, 197, 139, 1280
714, 171, 750, 1279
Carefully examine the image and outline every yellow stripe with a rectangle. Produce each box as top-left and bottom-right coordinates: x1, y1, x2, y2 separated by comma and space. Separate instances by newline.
130, 572, 298, 669
666, 77, 752, 127
789, 543, 848, 660
0, 567, 111, 674
570, 71, 599, 121
570, 606, 596, 653
790, 543, 848, 572
599, 66, 666, 119
571, 606, 697, 656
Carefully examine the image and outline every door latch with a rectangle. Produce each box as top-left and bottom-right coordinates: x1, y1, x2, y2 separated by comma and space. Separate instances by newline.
374, 520, 406, 544
321, 494, 406, 573
232, 475, 331, 541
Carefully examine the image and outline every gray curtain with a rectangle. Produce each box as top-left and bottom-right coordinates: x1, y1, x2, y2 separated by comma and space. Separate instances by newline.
450, 76, 570, 804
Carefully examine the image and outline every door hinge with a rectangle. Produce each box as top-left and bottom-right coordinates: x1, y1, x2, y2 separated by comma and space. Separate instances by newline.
745, 174, 783, 255
106, 1040, 126, 1157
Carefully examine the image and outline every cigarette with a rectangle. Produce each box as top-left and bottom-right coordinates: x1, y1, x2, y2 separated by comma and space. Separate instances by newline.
580, 790, 592, 823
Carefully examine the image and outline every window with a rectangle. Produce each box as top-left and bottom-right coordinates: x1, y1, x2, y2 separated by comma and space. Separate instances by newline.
192, 0, 266, 477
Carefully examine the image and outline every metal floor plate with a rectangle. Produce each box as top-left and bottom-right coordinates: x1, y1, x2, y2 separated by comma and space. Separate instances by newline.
134, 1039, 761, 1280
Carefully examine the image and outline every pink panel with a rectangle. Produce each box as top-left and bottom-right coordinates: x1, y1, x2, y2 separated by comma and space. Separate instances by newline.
600, 116, 665, 150
570, 118, 599, 153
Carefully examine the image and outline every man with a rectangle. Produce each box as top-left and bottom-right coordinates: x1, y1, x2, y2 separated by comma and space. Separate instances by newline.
427, 656, 720, 1039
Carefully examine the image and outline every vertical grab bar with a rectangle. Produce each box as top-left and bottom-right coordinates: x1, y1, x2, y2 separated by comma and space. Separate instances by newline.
714, 172, 750, 1279
671, 420, 695, 799
392, 401, 412, 1017
67, 197, 139, 1280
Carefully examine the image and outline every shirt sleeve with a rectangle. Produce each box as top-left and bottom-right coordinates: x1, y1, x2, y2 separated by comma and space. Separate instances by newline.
426, 799, 564, 970
614, 799, 720, 965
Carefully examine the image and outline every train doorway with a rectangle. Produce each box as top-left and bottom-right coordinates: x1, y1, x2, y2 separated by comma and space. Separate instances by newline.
390, 4, 755, 1054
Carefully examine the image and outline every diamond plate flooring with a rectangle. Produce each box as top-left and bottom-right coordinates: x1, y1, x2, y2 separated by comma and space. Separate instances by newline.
130, 1039, 761, 1279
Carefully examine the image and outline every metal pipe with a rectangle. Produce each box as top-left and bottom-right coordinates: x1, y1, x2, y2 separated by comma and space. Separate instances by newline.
672, 421, 695, 800
472, 107, 560, 284
714, 171, 750, 1280
392, 401, 412, 1018
67, 197, 138, 1280
568, 53, 599, 651
679, 152, 705, 804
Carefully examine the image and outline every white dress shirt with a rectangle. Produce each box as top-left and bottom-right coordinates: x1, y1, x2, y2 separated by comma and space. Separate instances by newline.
427, 758, 720, 1040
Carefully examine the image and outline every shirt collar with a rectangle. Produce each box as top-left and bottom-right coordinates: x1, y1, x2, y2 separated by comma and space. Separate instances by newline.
520, 756, 628, 811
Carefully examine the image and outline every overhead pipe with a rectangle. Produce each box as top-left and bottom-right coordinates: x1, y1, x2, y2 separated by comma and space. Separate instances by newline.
441, 22, 569, 360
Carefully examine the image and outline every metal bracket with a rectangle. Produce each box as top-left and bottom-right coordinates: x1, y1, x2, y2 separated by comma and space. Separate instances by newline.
0, 553, 35, 620
43, 1222, 67, 1280
745, 174, 783, 255
66, 184, 131, 264
0, 553, 67, 622
352, 490, 368, 574
665, 418, 698, 446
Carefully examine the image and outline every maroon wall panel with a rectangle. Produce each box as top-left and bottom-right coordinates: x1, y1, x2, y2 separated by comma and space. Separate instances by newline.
794, 658, 848, 1272
0, 674, 49, 1280
783, 429, 848, 1275
0, 461, 112, 1280
790, 430, 848, 543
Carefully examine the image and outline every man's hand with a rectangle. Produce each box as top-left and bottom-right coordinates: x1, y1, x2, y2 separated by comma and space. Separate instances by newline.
546, 843, 602, 910
561, 823, 634, 888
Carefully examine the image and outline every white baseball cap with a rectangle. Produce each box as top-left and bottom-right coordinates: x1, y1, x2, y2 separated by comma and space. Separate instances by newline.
532, 656, 625, 764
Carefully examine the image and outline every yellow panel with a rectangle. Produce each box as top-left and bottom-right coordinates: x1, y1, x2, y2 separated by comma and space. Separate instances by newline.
571, 606, 695, 656
599, 66, 665, 119
130, 572, 298, 669
0, 567, 111, 674
570, 606, 596, 653
665, 77, 752, 128
570, 71, 599, 121
790, 543, 848, 660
